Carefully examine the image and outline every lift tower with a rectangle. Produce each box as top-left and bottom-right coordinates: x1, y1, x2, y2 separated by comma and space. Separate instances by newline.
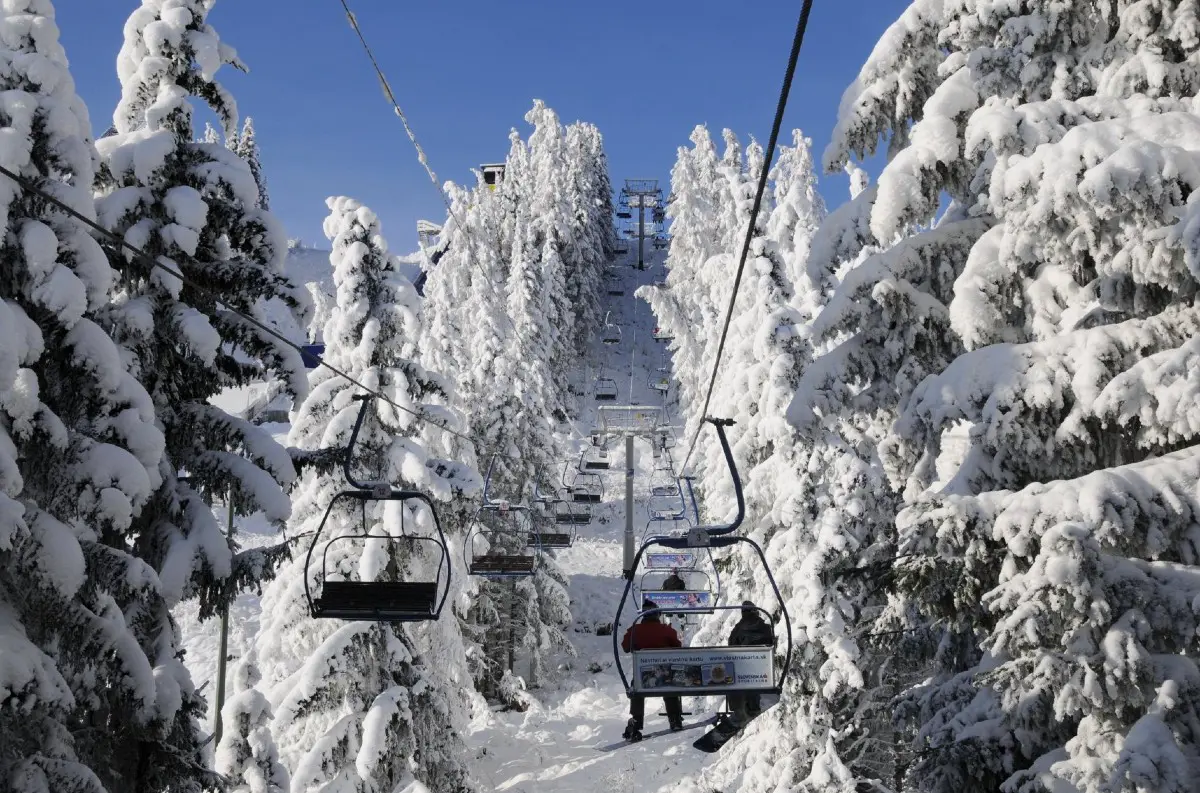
618, 179, 664, 270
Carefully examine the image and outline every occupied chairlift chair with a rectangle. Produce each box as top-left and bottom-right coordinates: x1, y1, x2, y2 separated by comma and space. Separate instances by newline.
652, 326, 673, 342
466, 459, 538, 577
613, 418, 793, 702
304, 395, 451, 622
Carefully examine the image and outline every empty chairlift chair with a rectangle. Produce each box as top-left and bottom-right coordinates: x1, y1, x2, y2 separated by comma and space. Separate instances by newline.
535, 481, 592, 526
528, 517, 575, 549
594, 377, 618, 402
304, 395, 451, 622
564, 464, 604, 503
466, 458, 539, 577
467, 503, 538, 577
581, 445, 611, 471
606, 271, 625, 296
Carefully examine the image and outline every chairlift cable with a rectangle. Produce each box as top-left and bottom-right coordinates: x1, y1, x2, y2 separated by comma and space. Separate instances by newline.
335, 0, 521, 339
678, 0, 815, 473
0, 162, 518, 461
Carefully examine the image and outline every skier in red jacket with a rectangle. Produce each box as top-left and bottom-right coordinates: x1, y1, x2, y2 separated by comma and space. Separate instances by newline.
620, 600, 684, 741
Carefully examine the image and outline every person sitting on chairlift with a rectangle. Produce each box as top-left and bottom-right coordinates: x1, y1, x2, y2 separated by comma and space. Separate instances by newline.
661, 569, 685, 591
620, 599, 684, 740
721, 600, 773, 732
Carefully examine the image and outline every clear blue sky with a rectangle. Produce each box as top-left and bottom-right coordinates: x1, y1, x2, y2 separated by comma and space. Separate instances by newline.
58, 1, 910, 251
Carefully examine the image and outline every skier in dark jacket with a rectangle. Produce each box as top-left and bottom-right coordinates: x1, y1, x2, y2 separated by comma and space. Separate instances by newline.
620, 600, 684, 740
661, 569, 686, 591
726, 601, 773, 729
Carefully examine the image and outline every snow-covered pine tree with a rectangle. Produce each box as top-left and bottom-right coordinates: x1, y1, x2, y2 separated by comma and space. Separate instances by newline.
94, 0, 308, 617
254, 196, 478, 793
801, 2, 1200, 791
235, 117, 269, 210
0, 2, 218, 789
562, 121, 612, 356
638, 126, 725, 430
215, 650, 288, 793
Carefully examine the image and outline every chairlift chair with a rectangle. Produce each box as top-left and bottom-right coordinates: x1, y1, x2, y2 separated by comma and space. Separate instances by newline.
580, 446, 611, 471
527, 501, 575, 548
594, 377, 618, 401
465, 459, 538, 577
614, 417, 792, 702
601, 325, 622, 345
650, 375, 670, 393
535, 481, 592, 526
304, 395, 451, 622
555, 499, 592, 525
564, 463, 603, 503
467, 503, 538, 577
652, 326, 673, 342
634, 568, 716, 614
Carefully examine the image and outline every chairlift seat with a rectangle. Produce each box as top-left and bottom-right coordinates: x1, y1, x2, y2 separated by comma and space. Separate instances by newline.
529, 532, 572, 548
651, 379, 669, 392
555, 511, 591, 525
651, 485, 675, 497
571, 490, 602, 504
469, 555, 536, 576
607, 287, 625, 296
315, 580, 437, 621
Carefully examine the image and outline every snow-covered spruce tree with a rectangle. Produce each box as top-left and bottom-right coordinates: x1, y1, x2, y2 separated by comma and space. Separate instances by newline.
234, 117, 268, 210
0, 2, 223, 790
253, 197, 478, 793
562, 121, 611, 355
94, 0, 308, 617
638, 126, 725, 428
215, 650, 288, 793
793, 2, 1200, 791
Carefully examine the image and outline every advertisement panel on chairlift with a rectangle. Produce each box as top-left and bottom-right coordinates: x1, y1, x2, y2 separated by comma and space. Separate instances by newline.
632, 647, 773, 693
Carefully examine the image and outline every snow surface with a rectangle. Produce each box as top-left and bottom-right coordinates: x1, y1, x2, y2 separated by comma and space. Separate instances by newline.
179, 247, 730, 789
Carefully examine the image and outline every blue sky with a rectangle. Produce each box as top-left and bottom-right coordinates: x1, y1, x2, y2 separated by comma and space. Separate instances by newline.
58, 1, 910, 251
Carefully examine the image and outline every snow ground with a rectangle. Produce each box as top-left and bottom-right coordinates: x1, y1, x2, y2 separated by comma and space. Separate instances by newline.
181, 245, 725, 789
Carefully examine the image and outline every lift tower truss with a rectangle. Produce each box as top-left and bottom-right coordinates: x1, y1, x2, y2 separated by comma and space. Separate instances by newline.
618, 179, 664, 270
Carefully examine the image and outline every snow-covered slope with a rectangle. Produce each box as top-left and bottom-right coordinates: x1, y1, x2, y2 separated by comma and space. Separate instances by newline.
181, 244, 730, 786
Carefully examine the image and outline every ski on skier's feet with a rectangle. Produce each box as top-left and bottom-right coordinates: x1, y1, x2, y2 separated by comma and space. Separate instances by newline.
692, 715, 748, 753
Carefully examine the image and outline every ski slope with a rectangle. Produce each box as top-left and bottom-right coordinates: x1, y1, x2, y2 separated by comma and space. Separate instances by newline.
464, 247, 728, 791
180, 245, 727, 790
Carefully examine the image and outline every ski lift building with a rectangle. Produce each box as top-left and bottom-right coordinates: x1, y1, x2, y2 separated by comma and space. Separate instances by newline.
481, 163, 506, 190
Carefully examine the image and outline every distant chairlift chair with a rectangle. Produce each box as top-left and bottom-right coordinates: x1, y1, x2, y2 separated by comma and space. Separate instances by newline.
466, 458, 538, 577
594, 377, 618, 401
564, 464, 604, 503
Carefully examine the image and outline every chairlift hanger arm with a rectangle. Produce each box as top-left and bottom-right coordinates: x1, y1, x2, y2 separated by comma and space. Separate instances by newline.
682, 418, 744, 536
